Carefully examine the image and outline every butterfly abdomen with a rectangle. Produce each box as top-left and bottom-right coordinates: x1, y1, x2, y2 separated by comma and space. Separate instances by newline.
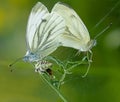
35, 60, 52, 75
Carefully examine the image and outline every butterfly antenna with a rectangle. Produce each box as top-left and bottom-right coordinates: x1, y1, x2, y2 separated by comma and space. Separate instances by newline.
9, 57, 23, 71
94, 23, 112, 40
91, 1, 119, 31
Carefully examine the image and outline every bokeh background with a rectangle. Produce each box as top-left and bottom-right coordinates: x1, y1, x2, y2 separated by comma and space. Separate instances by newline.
0, 0, 120, 102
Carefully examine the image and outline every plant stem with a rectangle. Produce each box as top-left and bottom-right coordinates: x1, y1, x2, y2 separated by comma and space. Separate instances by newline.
39, 73, 68, 102
58, 69, 67, 89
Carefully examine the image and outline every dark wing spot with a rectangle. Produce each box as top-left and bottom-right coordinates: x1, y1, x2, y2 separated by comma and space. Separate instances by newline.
41, 18, 47, 22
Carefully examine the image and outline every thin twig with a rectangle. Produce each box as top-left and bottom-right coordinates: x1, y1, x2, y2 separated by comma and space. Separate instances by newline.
39, 72, 68, 102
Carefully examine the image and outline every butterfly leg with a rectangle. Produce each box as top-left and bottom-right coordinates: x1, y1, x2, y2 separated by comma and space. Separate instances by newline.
82, 50, 93, 78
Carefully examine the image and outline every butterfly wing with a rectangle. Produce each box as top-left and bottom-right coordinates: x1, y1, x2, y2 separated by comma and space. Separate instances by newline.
52, 2, 90, 51
35, 12, 65, 58
26, 2, 65, 59
26, 2, 49, 50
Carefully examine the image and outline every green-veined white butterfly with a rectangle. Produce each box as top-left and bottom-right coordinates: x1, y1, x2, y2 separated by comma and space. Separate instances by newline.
10, 2, 66, 74
52, 2, 96, 77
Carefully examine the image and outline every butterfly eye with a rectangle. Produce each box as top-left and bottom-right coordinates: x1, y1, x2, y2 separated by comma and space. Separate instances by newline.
93, 40, 97, 47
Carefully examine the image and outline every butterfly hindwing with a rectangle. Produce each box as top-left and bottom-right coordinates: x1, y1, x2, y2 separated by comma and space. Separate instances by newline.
35, 12, 65, 58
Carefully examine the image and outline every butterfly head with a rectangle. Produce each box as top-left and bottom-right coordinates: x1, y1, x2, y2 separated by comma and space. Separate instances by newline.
23, 51, 39, 62
87, 39, 97, 50
80, 39, 96, 52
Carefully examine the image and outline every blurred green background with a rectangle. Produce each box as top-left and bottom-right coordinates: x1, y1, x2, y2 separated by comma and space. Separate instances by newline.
0, 0, 120, 102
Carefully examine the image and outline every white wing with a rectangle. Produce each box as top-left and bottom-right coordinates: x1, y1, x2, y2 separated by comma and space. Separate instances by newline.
26, 2, 49, 50
26, 2, 65, 58
35, 12, 65, 58
52, 2, 90, 51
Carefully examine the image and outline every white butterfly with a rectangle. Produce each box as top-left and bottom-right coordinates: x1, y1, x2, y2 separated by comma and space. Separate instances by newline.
52, 2, 96, 52
22, 2, 66, 72
52, 2, 97, 77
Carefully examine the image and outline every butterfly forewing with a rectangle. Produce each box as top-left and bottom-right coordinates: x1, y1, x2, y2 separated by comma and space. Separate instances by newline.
26, 2, 49, 50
